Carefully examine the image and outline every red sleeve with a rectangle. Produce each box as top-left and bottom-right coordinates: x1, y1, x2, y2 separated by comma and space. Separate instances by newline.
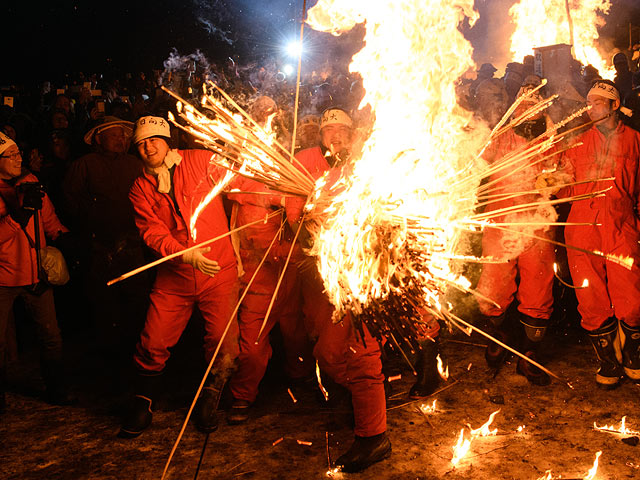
129, 179, 186, 257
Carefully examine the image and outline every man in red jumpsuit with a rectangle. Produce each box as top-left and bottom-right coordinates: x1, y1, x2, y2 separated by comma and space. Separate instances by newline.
286, 108, 391, 473
0, 132, 74, 411
226, 178, 312, 424
475, 85, 556, 386
119, 116, 239, 437
552, 80, 640, 389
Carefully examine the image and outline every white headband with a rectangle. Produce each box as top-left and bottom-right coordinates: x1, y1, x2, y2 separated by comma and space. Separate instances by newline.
588, 82, 620, 102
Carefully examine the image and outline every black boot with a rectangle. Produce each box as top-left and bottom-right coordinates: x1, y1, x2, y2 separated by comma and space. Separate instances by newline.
409, 338, 440, 399
620, 321, 640, 383
586, 317, 623, 390
515, 314, 550, 386
194, 374, 226, 433
484, 312, 510, 369
118, 369, 162, 439
0, 365, 6, 414
334, 432, 392, 473
41, 358, 76, 406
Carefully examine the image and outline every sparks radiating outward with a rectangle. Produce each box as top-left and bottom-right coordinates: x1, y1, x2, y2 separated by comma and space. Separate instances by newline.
509, 0, 613, 79
168, 0, 631, 367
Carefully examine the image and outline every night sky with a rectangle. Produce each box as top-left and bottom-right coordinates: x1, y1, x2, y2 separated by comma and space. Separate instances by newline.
2, 0, 638, 85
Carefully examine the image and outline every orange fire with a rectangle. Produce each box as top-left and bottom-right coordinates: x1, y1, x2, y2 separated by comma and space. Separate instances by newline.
509, 0, 614, 79
594, 416, 640, 436
535, 451, 601, 480
584, 451, 602, 480
419, 400, 437, 414
305, 0, 488, 321
451, 409, 500, 466
451, 428, 472, 466
436, 354, 449, 381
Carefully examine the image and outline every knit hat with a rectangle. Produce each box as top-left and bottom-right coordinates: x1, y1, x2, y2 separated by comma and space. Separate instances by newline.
0, 131, 17, 156
84, 116, 134, 145
320, 108, 352, 129
132, 116, 171, 145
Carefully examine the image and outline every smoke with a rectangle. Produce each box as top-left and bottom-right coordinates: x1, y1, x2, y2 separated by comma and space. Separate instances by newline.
163, 49, 211, 73
191, 0, 235, 45
197, 17, 234, 45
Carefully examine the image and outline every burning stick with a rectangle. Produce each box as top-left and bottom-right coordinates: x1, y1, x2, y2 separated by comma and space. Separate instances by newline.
297, 440, 313, 446
316, 361, 329, 402
553, 263, 589, 289
108, 209, 284, 286
594, 416, 640, 436
287, 388, 298, 404
272, 437, 284, 446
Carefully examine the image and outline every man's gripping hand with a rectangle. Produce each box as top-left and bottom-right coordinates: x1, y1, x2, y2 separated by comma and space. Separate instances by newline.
182, 247, 221, 277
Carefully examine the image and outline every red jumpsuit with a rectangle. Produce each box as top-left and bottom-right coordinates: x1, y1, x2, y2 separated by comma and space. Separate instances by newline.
561, 122, 640, 330
227, 179, 311, 403
129, 149, 239, 374
475, 129, 556, 320
286, 146, 386, 437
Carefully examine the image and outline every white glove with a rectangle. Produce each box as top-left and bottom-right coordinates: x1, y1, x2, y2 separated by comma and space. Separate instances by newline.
182, 247, 221, 277
535, 172, 561, 195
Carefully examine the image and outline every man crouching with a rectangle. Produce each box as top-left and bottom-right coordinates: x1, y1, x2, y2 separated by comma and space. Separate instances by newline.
119, 116, 239, 438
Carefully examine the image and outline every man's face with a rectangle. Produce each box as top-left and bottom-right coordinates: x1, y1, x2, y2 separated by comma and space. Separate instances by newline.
587, 94, 617, 124
96, 126, 128, 154
137, 137, 170, 168
0, 145, 22, 180
298, 124, 320, 149
320, 124, 352, 154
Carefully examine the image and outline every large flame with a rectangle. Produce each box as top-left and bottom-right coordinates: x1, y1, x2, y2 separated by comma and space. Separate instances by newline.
306, 0, 488, 322
509, 0, 613, 79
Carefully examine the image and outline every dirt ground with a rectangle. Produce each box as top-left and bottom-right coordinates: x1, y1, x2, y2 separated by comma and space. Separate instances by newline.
2, 314, 640, 480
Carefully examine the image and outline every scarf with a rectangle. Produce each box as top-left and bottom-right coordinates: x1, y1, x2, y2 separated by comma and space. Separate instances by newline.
145, 149, 182, 193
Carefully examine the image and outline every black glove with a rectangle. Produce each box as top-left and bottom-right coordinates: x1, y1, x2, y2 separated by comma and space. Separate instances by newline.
9, 207, 34, 228
21, 184, 44, 211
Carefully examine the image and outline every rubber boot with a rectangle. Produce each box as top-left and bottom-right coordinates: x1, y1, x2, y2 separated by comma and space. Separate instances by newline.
586, 317, 623, 390
118, 369, 162, 438
194, 374, 226, 433
334, 432, 392, 473
409, 338, 440, 399
484, 312, 510, 369
620, 321, 640, 383
41, 357, 76, 406
515, 314, 550, 386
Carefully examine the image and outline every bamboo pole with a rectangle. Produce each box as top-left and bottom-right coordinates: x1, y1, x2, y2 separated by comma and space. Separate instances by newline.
107, 209, 284, 286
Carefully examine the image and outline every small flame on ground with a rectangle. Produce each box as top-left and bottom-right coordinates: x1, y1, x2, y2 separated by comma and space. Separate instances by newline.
517, 425, 526, 432
534, 450, 601, 480
451, 428, 472, 466
594, 416, 640, 436
451, 410, 500, 466
536, 471, 554, 480
420, 400, 437, 414
584, 451, 602, 480
326, 467, 343, 477
437, 354, 449, 381
469, 409, 500, 437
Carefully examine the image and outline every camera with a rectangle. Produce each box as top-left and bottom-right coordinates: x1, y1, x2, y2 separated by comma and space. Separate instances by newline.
17, 182, 45, 210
